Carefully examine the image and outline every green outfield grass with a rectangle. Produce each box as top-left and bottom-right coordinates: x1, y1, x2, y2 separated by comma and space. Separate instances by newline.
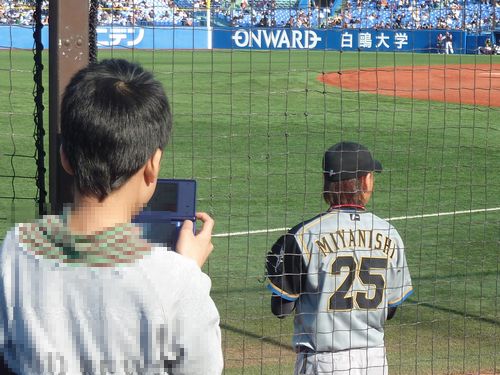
0, 49, 499, 374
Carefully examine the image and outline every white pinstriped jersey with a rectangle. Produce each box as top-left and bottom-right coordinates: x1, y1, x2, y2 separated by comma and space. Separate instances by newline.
266, 208, 413, 352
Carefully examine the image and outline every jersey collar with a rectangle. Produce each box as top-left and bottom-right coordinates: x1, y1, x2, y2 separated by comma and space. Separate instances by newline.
329, 204, 366, 211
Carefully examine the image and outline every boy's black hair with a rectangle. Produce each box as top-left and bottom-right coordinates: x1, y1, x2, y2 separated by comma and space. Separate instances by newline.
61, 59, 172, 201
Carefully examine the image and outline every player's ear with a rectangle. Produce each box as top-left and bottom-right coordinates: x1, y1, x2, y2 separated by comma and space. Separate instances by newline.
144, 148, 162, 185
359, 173, 374, 205
360, 172, 374, 192
59, 145, 74, 176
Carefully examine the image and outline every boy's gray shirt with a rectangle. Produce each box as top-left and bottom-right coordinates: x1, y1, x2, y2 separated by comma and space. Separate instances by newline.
0, 216, 223, 375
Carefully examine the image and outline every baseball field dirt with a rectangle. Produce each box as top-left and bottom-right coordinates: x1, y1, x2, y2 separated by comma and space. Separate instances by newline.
318, 64, 500, 107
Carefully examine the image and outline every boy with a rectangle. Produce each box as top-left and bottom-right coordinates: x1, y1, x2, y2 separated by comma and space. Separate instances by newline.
0, 59, 223, 374
266, 141, 413, 375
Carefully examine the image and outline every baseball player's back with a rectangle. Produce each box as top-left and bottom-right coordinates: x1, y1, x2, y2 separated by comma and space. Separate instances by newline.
268, 208, 412, 352
266, 142, 413, 375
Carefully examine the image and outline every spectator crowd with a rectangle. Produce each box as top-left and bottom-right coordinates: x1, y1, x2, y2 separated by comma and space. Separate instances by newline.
0, 0, 48, 25
1, 0, 499, 32
340, 0, 500, 32
95, 0, 203, 26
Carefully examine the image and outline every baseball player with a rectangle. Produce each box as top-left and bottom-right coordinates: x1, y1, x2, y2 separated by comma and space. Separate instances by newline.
445, 31, 454, 54
436, 33, 444, 54
266, 141, 413, 375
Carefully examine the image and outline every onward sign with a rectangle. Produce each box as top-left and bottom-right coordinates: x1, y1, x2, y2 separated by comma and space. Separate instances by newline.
231, 29, 322, 49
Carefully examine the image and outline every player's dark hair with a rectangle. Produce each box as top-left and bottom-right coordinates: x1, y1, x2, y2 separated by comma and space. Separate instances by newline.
323, 177, 365, 207
61, 59, 172, 201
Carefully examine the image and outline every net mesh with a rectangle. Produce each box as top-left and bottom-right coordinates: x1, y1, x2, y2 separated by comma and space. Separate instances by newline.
0, 0, 47, 235
1, 0, 499, 374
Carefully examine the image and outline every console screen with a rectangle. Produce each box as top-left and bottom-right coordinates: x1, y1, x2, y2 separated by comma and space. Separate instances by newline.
147, 182, 178, 212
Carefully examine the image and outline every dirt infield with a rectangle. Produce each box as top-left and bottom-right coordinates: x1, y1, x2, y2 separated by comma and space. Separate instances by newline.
318, 64, 500, 107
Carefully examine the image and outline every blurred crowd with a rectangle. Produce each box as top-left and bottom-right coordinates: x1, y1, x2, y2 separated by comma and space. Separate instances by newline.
339, 0, 500, 32
0, 0, 499, 32
0, 0, 48, 25
221, 0, 500, 31
0, 1, 198, 26
95, 0, 205, 26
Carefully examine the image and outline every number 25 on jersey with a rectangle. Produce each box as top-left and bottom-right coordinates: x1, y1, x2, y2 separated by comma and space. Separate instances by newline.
328, 256, 388, 311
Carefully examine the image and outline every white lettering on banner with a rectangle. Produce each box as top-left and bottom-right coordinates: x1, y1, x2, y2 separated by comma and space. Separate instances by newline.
261, 30, 280, 48
97, 27, 145, 47
306, 30, 321, 48
251, 31, 263, 48
278, 31, 291, 48
375, 32, 390, 48
358, 32, 372, 48
394, 32, 408, 49
292, 30, 304, 48
231, 29, 321, 49
341, 32, 353, 48
233, 29, 249, 47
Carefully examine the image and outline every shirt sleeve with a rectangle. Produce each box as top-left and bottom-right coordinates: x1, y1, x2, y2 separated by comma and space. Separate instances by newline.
0, 229, 15, 352
386, 233, 413, 307
169, 271, 223, 375
265, 233, 306, 301
0, 236, 7, 351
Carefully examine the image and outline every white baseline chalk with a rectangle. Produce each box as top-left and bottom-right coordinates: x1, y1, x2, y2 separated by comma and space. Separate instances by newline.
212, 206, 500, 238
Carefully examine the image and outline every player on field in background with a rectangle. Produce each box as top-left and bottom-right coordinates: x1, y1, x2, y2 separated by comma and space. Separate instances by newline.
0, 59, 223, 375
436, 33, 444, 54
445, 31, 454, 54
266, 141, 413, 375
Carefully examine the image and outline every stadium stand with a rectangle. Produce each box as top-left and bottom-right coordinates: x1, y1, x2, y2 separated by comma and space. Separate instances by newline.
342, 0, 499, 32
0, 1, 48, 25
0, 0, 498, 31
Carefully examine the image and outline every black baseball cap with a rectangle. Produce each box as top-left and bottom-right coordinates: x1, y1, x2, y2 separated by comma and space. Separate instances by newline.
323, 141, 383, 181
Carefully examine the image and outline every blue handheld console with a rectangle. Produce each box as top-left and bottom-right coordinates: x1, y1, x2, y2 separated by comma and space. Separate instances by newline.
133, 179, 196, 248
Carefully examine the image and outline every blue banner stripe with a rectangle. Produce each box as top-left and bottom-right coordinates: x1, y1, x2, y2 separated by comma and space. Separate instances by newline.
0, 25, 488, 54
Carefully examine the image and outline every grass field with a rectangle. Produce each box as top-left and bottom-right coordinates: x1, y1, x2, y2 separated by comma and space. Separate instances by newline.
0, 48, 499, 374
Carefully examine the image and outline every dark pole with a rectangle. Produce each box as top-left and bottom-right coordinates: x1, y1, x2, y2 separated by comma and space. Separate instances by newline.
49, 0, 90, 214
492, 0, 497, 32
462, 0, 466, 31
33, 0, 47, 216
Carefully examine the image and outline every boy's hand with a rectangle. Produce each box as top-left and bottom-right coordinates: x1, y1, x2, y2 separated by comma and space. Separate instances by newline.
176, 212, 215, 267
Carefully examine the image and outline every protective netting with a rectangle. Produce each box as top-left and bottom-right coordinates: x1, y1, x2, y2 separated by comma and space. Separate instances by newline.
1, 0, 499, 374
33, 0, 46, 216
89, 0, 98, 63
0, 0, 47, 236
99, 45, 499, 375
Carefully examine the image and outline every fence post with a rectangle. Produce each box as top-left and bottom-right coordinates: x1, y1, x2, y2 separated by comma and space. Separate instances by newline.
492, 0, 497, 31
49, 0, 90, 214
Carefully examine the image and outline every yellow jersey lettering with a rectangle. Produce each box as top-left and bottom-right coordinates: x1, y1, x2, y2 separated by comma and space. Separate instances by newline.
329, 232, 340, 251
383, 237, 392, 255
375, 233, 383, 250
348, 229, 356, 248
337, 230, 347, 248
316, 236, 333, 256
358, 230, 367, 248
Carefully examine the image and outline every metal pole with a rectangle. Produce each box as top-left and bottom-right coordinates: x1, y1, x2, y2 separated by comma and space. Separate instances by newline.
492, 0, 497, 32
49, 0, 90, 214
33, 0, 47, 216
462, 0, 466, 32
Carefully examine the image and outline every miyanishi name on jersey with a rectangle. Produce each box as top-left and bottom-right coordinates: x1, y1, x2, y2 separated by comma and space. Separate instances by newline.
314, 228, 399, 259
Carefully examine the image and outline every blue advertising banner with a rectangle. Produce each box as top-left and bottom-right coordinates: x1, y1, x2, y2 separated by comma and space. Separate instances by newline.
96, 26, 209, 49
212, 28, 465, 53
1, 25, 481, 54
0, 25, 47, 49
0, 26, 209, 50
